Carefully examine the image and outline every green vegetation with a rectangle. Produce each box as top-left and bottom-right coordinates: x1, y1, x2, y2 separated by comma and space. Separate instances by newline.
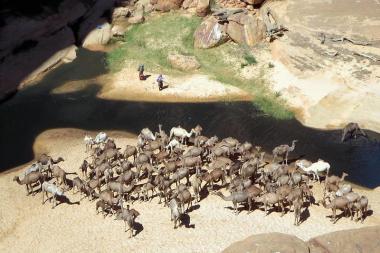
106, 13, 293, 119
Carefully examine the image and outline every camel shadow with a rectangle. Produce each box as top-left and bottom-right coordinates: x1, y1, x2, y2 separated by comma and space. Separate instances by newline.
180, 213, 195, 229
199, 187, 210, 200
56, 195, 80, 207
134, 221, 144, 236
186, 204, 200, 213
299, 208, 310, 225
142, 74, 151, 80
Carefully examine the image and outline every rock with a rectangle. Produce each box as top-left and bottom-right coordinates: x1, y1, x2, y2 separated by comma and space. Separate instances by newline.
308, 226, 380, 253
244, 0, 265, 5
77, 0, 116, 43
0, 27, 76, 97
194, 16, 229, 49
128, 5, 145, 24
62, 45, 78, 63
223, 233, 310, 253
243, 14, 266, 46
196, 0, 210, 17
82, 20, 112, 48
226, 13, 265, 46
168, 53, 201, 71
182, 0, 197, 9
152, 0, 184, 12
111, 25, 128, 36
112, 6, 132, 20
227, 21, 245, 44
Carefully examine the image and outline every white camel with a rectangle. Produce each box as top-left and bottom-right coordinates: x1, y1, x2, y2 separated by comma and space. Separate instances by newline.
166, 139, 181, 153
41, 181, 65, 209
94, 132, 108, 144
298, 159, 330, 183
84, 135, 94, 152
169, 126, 195, 144
140, 128, 156, 141
23, 162, 43, 177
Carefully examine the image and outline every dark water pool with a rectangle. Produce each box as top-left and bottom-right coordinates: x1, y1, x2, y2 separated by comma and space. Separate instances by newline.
1, 49, 380, 188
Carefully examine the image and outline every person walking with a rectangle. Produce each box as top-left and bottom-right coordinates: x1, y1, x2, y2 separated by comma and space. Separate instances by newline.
138, 64, 145, 80
156, 74, 164, 91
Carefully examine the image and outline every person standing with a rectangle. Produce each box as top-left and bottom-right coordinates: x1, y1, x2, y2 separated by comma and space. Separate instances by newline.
138, 64, 145, 80
157, 74, 164, 91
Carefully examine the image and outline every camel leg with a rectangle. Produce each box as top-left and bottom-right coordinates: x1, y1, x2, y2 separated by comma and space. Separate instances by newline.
25, 185, 30, 196
42, 190, 45, 204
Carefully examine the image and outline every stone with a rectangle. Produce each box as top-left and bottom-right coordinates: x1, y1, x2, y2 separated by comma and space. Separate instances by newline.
182, 0, 197, 9
196, 0, 210, 17
244, 0, 265, 5
243, 14, 266, 46
0, 27, 76, 96
111, 25, 128, 36
308, 226, 380, 253
62, 45, 78, 63
227, 21, 245, 44
112, 6, 132, 20
152, 0, 184, 12
82, 20, 112, 48
222, 233, 310, 253
194, 16, 229, 48
168, 53, 201, 71
128, 5, 145, 24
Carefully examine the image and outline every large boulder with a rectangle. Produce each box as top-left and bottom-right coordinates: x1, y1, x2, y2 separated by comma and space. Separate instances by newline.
194, 16, 229, 49
168, 53, 201, 71
128, 5, 145, 24
182, 0, 198, 9
308, 226, 380, 253
82, 20, 112, 48
226, 13, 265, 46
196, 0, 210, 17
152, 0, 184, 12
223, 233, 310, 253
112, 6, 132, 20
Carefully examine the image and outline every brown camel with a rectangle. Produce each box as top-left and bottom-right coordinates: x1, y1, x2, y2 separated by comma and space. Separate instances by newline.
272, 140, 297, 164
13, 171, 44, 195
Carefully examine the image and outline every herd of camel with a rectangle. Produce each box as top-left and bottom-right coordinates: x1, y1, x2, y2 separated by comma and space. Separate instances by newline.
13, 123, 370, 237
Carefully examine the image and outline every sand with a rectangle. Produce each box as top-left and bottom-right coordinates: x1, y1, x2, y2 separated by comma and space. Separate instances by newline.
1, 129, 379, 253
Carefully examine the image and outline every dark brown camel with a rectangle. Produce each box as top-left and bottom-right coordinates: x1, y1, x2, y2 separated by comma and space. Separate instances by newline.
341, 122, 367, 142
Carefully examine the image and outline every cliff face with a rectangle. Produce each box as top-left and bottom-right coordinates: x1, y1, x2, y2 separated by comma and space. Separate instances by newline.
0, 0, 116, 100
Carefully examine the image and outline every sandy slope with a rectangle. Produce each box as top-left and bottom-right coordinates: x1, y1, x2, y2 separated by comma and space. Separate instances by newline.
1, 129, 379, 253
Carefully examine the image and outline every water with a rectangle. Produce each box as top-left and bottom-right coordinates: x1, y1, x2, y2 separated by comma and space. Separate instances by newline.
1, 49, 380, 188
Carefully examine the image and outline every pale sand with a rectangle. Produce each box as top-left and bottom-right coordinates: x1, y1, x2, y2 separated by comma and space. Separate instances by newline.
1, 129, 379, 253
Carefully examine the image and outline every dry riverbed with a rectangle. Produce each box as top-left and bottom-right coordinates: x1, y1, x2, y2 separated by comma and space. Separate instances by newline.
1, 129, 379, 253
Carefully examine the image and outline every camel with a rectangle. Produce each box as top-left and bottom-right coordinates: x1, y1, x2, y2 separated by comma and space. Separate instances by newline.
169, 126, 195, 144
84, 135, 94, 152
293, 197, 303, 226
157, 124, 169, 145
124, 145, 137, 162
201, 168, 226, 190
51, 165, 68, 185
166, 139, 181, 153
353, 196, 369, 223
169, 198, 183, 229
79, 160, 89, 178
298, 159, 330, 183
41, 181, 65, 208
141, 181, 156, 202
255, 192, 285, 216
335, 184, 352, 197
72, 177, 85, 195
23, 162, 43, 177
96, 200, 110, 218
13, 171, 44, 195
144, 140, 164, 152
325, 172, 348, 186
214, 191, 253, 214
194, 135, 208, 147
173, 188, 193, 213
272, 140, 297, 164
192, 124, 203, 137
94, 132, 108, 145
115, 206, 140, 237
171, 167, 190, 186
190, 175, 202, 202
341, 122, 367, 142
322, 197, 353, 224
183, 147, 204, 158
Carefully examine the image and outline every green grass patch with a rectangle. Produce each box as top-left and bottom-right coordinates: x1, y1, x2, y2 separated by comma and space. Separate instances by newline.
105, 13, 293, 119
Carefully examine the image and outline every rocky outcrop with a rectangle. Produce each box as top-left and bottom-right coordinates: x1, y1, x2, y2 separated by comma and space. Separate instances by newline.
182, 0, 198, 9
0, 0, 116, 99
0, 27, 76, 97
308, 226, 380, 253
223, 227, 380, 253
151, 0, 184, 12
226, 13, 266, 46
82, 21, 112, 48
128, 5, 145, 24
223, 233, 310, 253
168, 53, 201, 71
194, 16, 229, 48
196, 0, 210, 17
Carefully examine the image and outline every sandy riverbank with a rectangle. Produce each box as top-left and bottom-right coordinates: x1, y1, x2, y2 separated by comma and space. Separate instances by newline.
1, 129, 379, 253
